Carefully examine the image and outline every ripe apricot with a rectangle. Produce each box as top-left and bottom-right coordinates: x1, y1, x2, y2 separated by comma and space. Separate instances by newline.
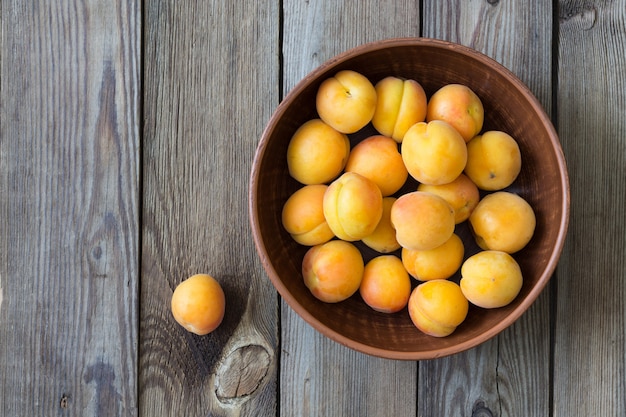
287, 118, 350, 185
390, 191, 455, 251
171, 274, 225, 336
316, 70, 377, 134
359, 255, 411, 313
460, 250, 523, 308
469, 191, 536, 253
401, 120, 468, 185
426, 83, 484, 143
323, 172, 383, 241
282, 184, 335, 246
465, 130, 522, 191
408, 279, 469, 337
418, 173, 480, 224
372, 76, 427, 142
302, 240, 364, 303
361, 196, 401, 253
402, 233, 464, 281
345, 135, 408, 196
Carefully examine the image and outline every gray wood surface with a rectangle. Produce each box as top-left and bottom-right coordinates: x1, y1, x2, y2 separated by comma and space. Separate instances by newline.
555, 1, 626, 415
140, 1, 279, 416
2, 0, 625, 416
0, 1, 141, 416
1, 1, 140, 415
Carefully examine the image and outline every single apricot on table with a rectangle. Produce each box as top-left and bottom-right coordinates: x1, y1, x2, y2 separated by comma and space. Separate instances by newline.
302, 240, 365, 303
171, 274, 226, 336
359, 255, 411, 313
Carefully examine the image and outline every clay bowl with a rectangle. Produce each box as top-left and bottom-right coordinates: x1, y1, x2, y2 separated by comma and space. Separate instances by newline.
249, 38, 569, 360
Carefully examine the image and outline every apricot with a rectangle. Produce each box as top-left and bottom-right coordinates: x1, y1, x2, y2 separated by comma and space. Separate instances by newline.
323, 172, 383, 241
171, 274, 225, 336
417, 173, 480, 224
361, 197, 400, 253
371, 76, 427, 142
302, 240, 364, 303
469, 191, 536, 253
282, 184, 334, 246
359, 255, 411, 313
402, 233, 464, 281
390, 191, 455, 251
316, 70, 377, 134
345, 135, 408, 196
465, 130, 522, 191
401, 120, 468, 185
287, 118, 350, 185
426, 83, 484, 142
460, 250, 523, 308
408, 279, 469, 337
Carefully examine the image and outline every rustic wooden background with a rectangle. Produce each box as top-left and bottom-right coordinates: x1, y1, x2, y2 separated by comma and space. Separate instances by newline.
1, 0, 625, 416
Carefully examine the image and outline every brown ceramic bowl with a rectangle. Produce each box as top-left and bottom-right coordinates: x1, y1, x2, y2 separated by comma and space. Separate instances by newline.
249, 38, 569, 360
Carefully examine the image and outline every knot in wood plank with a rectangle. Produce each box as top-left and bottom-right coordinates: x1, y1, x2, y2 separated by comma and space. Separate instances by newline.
472, 400, 495, 417
214, 344, 271, 405
84, 361, 122, 415
559, 3, 597, 30
60, 394, 69, 409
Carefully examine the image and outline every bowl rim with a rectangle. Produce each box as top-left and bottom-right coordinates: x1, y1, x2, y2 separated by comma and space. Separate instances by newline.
249, 37, 570, 360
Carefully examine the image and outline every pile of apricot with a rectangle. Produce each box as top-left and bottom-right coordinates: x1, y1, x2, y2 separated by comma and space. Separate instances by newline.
282, 70, 535, 337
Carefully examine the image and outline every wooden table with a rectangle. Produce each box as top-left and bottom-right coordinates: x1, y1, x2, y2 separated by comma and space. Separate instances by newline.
2, 1, 625, 415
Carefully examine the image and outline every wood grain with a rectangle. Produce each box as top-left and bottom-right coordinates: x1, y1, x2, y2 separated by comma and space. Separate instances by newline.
421, 0, 554, 415
555, 1, 626, 415
0, 0, 140, 415
280, 2, 420, 416
2, 1, 625, 415
140, 1, 279, 416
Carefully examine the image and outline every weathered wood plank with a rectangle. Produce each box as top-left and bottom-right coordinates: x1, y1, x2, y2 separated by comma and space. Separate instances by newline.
280, 2, 420, 416
421, 0, 554, 415
140, 1, 279, 416
0, 1, 140, 415
555, 1, 626, 415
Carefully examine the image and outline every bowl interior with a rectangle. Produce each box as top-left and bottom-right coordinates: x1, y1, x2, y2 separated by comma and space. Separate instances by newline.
250, 38, 569, 359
